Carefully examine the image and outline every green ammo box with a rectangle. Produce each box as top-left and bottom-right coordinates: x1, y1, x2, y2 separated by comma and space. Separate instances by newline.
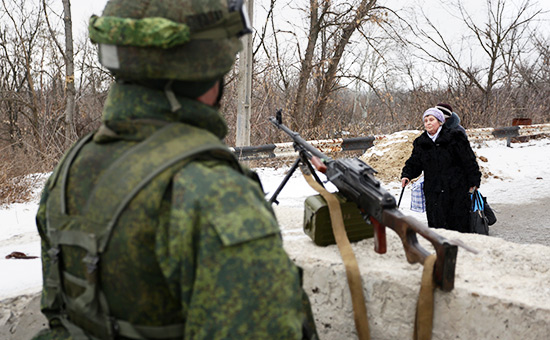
303, 193, 375, 246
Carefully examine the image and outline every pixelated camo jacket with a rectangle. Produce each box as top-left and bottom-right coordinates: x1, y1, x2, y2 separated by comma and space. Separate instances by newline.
34, 83, 315, 340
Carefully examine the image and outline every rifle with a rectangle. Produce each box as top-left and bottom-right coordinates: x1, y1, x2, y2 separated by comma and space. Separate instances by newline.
269, 110, 462, 291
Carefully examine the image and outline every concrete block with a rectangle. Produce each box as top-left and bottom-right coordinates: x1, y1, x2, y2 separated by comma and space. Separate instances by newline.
283, 226, 550, 340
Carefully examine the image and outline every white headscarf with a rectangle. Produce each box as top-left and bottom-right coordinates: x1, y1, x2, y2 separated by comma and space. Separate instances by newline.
427, 125, 442, 142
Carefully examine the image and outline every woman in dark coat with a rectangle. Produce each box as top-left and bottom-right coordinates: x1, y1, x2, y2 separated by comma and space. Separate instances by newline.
401, 108, 481, 233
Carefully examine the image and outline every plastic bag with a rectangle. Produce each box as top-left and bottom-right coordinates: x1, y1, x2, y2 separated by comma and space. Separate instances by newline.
410, 177, 426, 213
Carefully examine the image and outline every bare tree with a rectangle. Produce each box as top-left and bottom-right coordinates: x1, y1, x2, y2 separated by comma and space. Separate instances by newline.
0, 0, 46, 154
407, 0, 540, 120
43, 0, 76, 147
253, 0, 381, 131
309, 0, 378, 127
218, 0, 550, 145
290, 0, 324, 130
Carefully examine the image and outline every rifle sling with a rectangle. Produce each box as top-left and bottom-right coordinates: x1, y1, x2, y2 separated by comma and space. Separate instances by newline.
301, 171, 371, 340
302, 169, 437, 340
414, 253, 437, 340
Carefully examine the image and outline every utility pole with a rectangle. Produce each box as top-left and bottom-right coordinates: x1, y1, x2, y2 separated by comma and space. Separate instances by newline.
236, 0, 253, 147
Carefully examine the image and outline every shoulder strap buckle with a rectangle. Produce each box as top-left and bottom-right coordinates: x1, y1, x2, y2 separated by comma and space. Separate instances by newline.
82, 254, 99, 274
48, 247, 60, 263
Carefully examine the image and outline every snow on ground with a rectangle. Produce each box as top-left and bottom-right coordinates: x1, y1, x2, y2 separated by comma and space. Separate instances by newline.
1, 135, 549, 301
0, 202, 42, 300
261, 137, 550, 225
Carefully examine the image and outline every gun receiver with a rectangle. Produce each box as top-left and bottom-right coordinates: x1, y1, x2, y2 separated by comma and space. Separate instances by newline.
269, 111, 458, 291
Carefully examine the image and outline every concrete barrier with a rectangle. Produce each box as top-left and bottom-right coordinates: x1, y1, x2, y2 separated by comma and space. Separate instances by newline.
278, 210, 550, 340
467, 123, 550, 143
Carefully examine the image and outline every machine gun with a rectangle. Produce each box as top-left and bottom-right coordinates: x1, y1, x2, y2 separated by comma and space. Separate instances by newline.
269, 110, 461, 291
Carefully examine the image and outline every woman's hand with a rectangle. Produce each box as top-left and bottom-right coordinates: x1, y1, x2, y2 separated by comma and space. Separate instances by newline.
401, 178, 410, 188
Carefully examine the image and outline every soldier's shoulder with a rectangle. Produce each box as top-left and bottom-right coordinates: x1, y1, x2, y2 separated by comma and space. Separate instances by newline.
172, 160, 279, 246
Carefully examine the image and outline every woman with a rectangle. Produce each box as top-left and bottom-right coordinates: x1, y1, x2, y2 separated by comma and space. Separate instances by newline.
401, 107, 481, 233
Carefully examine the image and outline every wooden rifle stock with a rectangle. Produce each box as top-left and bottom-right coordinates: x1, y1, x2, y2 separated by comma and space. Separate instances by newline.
381, 209, 457, 291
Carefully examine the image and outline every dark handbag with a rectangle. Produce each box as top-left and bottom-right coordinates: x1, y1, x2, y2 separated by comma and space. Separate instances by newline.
469, 190, 489, 235
482, 196, 497, 226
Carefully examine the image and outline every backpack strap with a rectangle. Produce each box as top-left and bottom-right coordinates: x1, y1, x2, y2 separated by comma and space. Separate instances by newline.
44, 132, 95, 309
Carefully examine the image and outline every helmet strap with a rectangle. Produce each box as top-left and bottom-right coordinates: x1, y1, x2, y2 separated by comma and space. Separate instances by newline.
164, 80, 182, 112
214, 77, 225, 109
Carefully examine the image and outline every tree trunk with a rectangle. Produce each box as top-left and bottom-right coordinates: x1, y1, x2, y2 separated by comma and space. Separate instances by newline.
62, 0, 76, 147
311, 0, 377, 128
290, 0, 321, 131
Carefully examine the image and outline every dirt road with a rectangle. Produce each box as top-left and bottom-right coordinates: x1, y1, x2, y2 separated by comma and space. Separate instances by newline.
489, 199, 550, 247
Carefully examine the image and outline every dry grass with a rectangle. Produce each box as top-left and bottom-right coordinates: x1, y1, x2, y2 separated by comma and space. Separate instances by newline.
0, 147, 46, 207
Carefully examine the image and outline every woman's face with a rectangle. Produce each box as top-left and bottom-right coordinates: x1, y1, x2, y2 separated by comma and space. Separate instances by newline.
424, 115, 442, 135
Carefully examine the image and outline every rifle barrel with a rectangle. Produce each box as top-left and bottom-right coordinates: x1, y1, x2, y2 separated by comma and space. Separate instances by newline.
269, 117, 328, 161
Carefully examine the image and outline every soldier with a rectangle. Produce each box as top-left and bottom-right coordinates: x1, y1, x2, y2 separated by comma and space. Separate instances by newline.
33, 0, 317, 339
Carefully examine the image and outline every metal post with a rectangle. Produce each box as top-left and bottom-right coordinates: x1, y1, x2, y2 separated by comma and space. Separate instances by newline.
236, 0, 254, 147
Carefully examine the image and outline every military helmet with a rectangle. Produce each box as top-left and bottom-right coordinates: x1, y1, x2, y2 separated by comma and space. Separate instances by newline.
89, 0, 252, 82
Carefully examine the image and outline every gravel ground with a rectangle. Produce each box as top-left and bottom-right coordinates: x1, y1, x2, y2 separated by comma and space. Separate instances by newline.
488, 199, 550, 247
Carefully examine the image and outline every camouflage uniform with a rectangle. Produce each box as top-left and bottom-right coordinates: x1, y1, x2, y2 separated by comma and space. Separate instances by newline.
33, 1, 317, 339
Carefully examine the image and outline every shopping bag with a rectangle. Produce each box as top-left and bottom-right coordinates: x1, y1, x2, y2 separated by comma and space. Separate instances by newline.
482, 196, 497, 226
410, 177, 426, 213
469, 190, 489, 235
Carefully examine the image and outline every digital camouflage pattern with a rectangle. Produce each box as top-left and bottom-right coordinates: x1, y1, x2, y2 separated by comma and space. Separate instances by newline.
34, 82, 317, 339
92, 0, 243, 81
89, 16, 192, 49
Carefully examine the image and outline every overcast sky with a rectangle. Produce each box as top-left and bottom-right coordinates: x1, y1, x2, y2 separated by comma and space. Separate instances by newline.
71, 2, 106, 36
72, 0, 550, 39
